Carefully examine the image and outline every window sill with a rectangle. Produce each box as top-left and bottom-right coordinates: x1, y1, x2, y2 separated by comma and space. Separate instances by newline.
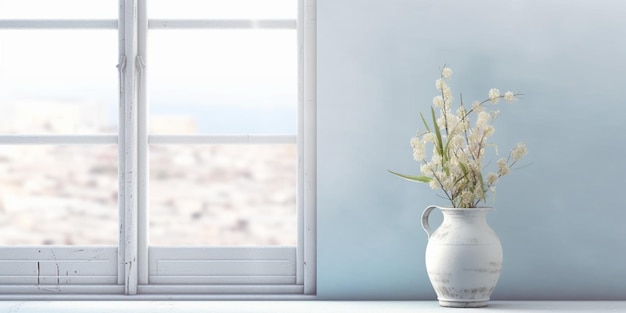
1, 301, 625, 312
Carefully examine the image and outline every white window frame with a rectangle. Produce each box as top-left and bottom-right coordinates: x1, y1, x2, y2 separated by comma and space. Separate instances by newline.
0, 0, 316, 299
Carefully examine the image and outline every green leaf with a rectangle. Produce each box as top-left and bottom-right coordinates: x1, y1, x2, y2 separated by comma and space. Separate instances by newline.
430, 107, 444, 158
420, 112, 431, 133
458, 161, 469, 176
476, 170, 486, 200
431, 107, 448, 175
387, 170, 433, 183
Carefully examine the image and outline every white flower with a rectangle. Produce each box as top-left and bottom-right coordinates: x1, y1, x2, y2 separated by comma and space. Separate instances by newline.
446, 114, 460, 133
428, 178, 441, 190
442, 86, 453, 102
497, 158, 510, 176
420, 162, 433, 174
450, 134, 464, 149
504, 91, 516, 103
476, 111, 491, 128
435, 79, 445, 91
432, 96, 444, 107
488, 88, 500, 103
511, 142, 527, 161
487, 172, 498, 185
411, 136, 425, 161
442, 67, 453, 79
437, 115, 446, 129
482, 125, 495, 137
471, 101, 483, 112
471, 144, 486, 159
441, 176, 455, 191
431, 152, 442, 164
423, 133, 436, 143
460, 190, 474, 207
456, 106, 467, 118
457, 117, 470, 132
392, 66, 526, 208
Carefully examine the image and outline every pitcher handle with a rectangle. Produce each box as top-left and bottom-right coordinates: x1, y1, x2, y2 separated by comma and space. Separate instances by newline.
421, 205, 439, 239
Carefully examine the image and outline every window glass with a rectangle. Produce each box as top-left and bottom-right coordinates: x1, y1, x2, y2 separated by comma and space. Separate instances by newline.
148, 30, 297, 134
0, 145, 118, 245
148, 29, 297, 134
0, 30, 118, 134
149, 144, 297, 245
0, 0, 117, 19
148, 0, 297, 19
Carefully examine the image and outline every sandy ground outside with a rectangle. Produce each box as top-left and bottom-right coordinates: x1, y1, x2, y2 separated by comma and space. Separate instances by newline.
0, 144, 297, 246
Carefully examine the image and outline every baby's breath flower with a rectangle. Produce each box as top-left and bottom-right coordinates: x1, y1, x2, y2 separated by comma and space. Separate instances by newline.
411, 136, 425, 161
482, 125, 495, 137
391, 66, 526, 208
433, 96, 444, 107
497, 158, 510, 176
488, 88, 500, 103
442, 86, 453, 101
437, 116, 446, 129
423, 133, 436, 143
458, 118, 470, 132
446, 114, 460, 132
435, 79, 445, 91
504, 91, 516, 103
456, 106, 465, 115
432, 153, 442, 164
476, 111, 490, 128
460, 190, 474, 206
471, 101, 483, 112
428, 178, 440, 190
441, 176, 454, 191
511, 142, 527, 161
471, 144, 486, 159
450, 135, 464, 149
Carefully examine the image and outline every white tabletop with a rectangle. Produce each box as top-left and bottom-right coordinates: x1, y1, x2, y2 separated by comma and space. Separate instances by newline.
1, 301, 626, 313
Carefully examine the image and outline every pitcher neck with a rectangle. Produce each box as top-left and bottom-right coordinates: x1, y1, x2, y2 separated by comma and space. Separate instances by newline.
439, 207, 494, 218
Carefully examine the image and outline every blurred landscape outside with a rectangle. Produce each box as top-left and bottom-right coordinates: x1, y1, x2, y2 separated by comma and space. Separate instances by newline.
0, 0, 298, 246
0, 101, 297, 246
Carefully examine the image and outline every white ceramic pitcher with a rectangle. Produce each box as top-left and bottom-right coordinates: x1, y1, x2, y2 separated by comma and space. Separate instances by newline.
421, 205, 503, 308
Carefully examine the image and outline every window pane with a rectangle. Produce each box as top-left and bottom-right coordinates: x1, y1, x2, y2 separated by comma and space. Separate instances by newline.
0, 0, 117, 19
148, 0, 296, 19
0, 30, 118, 134
0, 145, 118, 245
149, 144, 296, 245
148, 29, 297, 134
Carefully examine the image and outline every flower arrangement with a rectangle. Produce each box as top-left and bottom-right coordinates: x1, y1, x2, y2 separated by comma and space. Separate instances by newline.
390, 66, 527, 208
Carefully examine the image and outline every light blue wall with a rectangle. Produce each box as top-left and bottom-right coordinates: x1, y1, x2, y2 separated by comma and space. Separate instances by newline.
317, 0, 626, 300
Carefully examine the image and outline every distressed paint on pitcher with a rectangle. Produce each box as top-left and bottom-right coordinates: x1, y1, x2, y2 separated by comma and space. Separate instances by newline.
422, 205, 503, 308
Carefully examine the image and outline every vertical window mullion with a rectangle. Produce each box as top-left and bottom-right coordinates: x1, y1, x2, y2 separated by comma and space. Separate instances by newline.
119, 0, 139, 295
296, 0, 305, 287
117, 0, 126, 288
302, 0, 317, 295
137, 0, 149, 286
